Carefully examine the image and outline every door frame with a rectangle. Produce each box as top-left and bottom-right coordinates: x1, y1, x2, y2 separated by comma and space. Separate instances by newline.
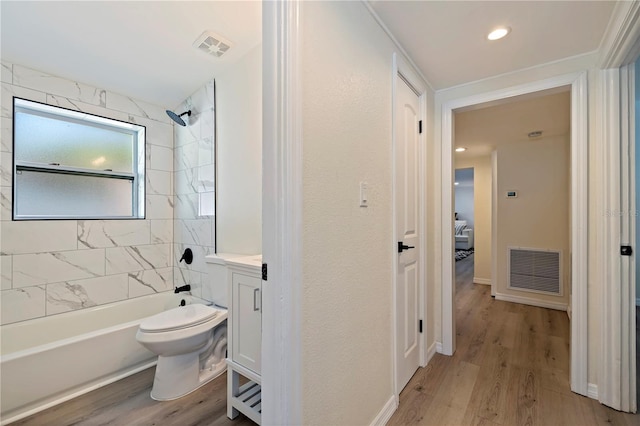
440, 72, 589, 396
392, 52, 428, 402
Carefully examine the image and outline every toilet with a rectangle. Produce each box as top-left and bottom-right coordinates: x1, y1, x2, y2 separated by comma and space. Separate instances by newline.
136, 270, 229, 400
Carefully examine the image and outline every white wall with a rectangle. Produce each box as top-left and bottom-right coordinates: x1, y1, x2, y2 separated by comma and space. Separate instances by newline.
454, 171, 474, 229
636, 55, 640, 305
494, 136, 570, 305
299, 1, 432, 423
456, 156, 492, 282
0, 63, 174, 325
216, 45, 262, 255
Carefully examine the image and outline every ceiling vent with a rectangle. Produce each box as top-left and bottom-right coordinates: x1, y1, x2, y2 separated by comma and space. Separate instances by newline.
193, 31, 233, 58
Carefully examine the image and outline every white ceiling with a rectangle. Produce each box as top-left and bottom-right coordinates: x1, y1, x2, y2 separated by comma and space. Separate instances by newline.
1, 1, 261, 108
454, 89, 571, 158
0, 1, 617, 109
369, 1, 615, 89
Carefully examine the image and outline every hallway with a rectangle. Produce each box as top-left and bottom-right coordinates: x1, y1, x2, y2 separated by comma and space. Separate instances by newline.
388, 254, 639, 425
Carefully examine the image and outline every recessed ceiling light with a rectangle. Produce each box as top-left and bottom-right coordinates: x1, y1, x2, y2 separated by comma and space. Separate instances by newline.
454, 182, 459, 186
487, 27, 511, 41
455, 147, 467, 152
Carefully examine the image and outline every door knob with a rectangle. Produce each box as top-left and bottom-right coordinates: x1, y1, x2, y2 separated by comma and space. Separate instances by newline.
398, 241, 415, 253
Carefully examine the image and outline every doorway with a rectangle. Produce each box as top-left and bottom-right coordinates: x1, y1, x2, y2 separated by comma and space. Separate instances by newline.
440, 72, 589, 395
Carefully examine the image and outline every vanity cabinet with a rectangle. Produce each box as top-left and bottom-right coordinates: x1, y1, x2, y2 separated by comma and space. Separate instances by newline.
230, 271, 261, 373
226, 256, 262, 425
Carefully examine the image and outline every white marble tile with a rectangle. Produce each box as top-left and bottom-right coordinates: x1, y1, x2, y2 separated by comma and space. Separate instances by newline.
1, 62, 13, 84
1, 221, 78, 255
174, 219, 212, 247
198, 137, 214, 167
146, 195, 173, 220
1, 255, 12, 290
45, 94, 130, 122
13, 65, 106, 107
174, 118, 199, 146
175, 193, 199, 220
198, 191, 215, 217
147, 170, 171, 195
78, 220, 150, 249
174, 244, 212, 273
174, 168, 199, 196
144, 120, 173, 149
129, 267, 173, 298
0, 150, 11, 187
106, 91, 170, 124
1, 117, 13, 152
147, 144, 173, 172
196, 164, 215, 192
1, 82, 47, 118
105, 244, 171, 275
1, 286, 45, 325
175, 141, 199, 172
13, 249, 105, 287
174, 267, 202, 298
1, 186, 12, 221
46, 274, 128, 315
150, 220, 173, 244
200, 109, 215, 141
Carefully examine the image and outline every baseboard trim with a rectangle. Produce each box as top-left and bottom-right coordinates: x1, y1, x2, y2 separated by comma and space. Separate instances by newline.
567, 304, 572, 320
426, 341, 437, 363
435, 341, 444, 354
494, 292, 567, 311
473, 277, 491, 285
587, 383, 598, 399
370, 395, 397, 426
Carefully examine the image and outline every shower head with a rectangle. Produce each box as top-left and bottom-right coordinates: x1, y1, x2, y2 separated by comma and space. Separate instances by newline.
166, 109, 191, 127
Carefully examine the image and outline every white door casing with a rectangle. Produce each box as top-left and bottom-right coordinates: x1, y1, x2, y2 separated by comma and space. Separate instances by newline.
395, 73, 421, 393
440, 72, 589, 395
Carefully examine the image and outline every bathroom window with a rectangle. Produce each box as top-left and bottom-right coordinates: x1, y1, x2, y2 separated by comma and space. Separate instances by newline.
12, 98, 146, 220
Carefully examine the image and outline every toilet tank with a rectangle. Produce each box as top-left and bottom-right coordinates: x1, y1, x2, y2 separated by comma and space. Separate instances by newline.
204, 254, 234, 309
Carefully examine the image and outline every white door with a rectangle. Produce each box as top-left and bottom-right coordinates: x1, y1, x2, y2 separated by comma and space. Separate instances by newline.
395, 75, 420, 393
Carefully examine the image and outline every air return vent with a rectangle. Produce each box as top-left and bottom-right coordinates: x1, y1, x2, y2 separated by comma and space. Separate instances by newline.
193, 31, 233, 58
508, 247, 561, 295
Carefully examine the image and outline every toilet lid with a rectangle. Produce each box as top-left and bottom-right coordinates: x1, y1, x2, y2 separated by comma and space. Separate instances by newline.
139, 304, 220, 333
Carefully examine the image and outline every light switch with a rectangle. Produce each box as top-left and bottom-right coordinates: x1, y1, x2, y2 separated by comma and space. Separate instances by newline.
360, 182, 368, 207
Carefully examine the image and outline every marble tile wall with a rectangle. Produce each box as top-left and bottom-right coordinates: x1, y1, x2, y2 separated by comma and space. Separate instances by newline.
0, 62, 175, 325
173, 79, 216, 301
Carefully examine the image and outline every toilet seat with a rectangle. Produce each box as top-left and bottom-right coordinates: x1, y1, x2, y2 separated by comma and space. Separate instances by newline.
140, 304, 220, 333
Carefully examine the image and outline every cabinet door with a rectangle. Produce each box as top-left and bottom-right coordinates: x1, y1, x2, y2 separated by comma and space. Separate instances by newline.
231, 272, 262, 374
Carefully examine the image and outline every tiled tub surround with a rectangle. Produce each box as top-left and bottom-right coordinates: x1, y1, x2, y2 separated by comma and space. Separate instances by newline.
0, 292, 206, 424
0, 62, 175, 325
173, 79, 217, 301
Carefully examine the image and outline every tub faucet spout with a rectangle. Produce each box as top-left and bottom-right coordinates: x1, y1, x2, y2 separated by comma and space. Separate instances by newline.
174, 285, 191, 294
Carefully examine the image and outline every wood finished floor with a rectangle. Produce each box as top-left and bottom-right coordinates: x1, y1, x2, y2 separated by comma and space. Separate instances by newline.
10, 369, 254, 426
389, 254, 640, 426
9, 254, 640, 425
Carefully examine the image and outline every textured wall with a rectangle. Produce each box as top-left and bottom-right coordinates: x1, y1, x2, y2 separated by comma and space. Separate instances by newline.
217, 45, 262, 255
456, 155, 492, 283
494, 136, 570, 304
0, 63, 174, 325
301, 1, 397, 423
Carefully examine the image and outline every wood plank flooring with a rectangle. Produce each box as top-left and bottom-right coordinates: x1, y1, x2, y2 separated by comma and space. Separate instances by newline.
389, 254, 640, 426
11, 369, 254, 426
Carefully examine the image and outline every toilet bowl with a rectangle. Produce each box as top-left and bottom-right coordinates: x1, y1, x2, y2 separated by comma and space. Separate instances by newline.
136, 303, 228, 401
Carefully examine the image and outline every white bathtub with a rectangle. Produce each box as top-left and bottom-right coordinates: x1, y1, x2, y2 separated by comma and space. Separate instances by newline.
0, 292, 203, 424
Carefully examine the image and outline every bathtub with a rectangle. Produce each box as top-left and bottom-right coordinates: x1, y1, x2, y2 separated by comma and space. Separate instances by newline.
0, 292, 203, 425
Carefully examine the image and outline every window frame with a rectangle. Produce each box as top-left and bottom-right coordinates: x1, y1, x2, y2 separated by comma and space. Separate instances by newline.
12, 97, 146, 221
